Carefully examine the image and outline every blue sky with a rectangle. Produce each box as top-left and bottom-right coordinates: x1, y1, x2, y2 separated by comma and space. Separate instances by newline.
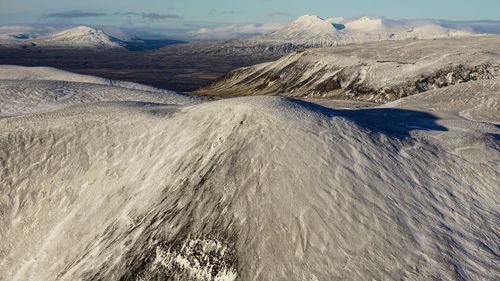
1, 0, 500, 39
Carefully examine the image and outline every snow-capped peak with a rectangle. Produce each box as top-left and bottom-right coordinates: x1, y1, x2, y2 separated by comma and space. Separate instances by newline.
259, 14, 341, 45
282, 14, 338, 34
39, 26, 124, 48
292, 14, 327, 25
245, 14, 475, 48
52, 26, 103, 37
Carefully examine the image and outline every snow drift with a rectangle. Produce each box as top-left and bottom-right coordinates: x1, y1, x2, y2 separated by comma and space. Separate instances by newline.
0, 67, 499, 280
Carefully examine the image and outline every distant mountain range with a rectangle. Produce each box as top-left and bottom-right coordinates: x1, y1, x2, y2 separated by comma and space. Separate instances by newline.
0, 25, 184, 50
233, 15, 474, 49
160, 15, 479, 59
0, 15, 479, 50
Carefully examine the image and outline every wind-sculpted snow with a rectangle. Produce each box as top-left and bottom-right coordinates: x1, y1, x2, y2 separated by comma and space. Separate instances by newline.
197, 35, 500, 102
0, 65, 182, 92
0, 93, 499, 280
0, 65, 203, 116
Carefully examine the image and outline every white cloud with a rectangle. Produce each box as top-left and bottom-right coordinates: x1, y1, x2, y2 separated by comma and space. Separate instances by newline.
186, 22, 288, 40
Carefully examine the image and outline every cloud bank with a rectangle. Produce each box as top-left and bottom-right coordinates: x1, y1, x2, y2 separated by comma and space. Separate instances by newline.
187, 22, 288, 40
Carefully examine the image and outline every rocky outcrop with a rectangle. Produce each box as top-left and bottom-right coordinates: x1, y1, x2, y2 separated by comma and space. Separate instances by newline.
384, 63, 500, 100
195, 35, 500, 103
343, 63, 500, 102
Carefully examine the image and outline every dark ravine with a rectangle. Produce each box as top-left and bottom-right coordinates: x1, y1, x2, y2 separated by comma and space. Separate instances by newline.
0, 45, 283, 92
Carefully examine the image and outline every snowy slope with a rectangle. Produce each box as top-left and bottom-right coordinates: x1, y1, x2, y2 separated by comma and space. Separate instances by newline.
386, 78, 500, 123
0, 65, 202, 116
0, 90, 499, 280
0, 65, 173, 91
197, 35, 500, 102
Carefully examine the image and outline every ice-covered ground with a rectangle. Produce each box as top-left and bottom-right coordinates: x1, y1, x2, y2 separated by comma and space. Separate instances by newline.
0, 67, 499, 280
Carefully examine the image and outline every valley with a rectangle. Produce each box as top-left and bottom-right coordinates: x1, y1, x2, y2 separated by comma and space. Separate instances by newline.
0, 15, 482, 93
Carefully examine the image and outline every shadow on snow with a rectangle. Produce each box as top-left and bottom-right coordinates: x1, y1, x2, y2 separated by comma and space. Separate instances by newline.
289, 98, 448, 140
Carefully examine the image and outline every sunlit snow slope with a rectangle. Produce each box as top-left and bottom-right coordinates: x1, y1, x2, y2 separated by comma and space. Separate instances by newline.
198, 35, 500, 102
0, 65, 202, 116
0, 67, 499, 281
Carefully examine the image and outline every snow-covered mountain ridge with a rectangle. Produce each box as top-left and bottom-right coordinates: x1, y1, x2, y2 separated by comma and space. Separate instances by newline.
1, 15, 476, 51
233, 14, 475, 50
0, 26, 125, 49
1, 66, 499, 280
170, 14, 478, 60
197, 35, 500, 103
40, 26, 123, 48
